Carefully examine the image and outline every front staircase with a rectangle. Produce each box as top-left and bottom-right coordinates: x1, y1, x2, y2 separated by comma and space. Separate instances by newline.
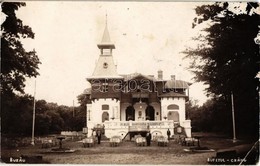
101, 134, 109, 141
122, 131, 148, 141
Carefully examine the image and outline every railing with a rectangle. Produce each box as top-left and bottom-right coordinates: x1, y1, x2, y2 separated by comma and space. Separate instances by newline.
104, 120, 177, 130
61, 131, 82, 136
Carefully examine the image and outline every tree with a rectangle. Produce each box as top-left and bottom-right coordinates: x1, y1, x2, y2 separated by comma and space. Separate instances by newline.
46, 110, 65, 134
1, 94, 34, 136
1, 2, 41, 96
71, 106, 86, 131
184, 2, 259, 138
35, 114, 51, 135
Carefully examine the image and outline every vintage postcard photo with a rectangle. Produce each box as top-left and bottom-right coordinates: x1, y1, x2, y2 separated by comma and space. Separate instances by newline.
1, 1, 259, 165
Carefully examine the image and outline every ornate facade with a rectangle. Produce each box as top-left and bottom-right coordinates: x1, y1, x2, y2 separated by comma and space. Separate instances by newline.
83, 24, 192, 139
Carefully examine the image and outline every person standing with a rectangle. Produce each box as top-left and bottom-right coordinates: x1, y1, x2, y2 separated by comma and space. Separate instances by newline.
167, 129, 171, 140
96, 130, 102, 144
146, 131, 152, 146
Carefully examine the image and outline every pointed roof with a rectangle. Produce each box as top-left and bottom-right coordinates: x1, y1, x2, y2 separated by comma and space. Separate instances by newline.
87, 22, 121, 80
101, 25, 111, 43
98, 24, 115, 49
164, 80, 191, 89
87, 54, 122, 79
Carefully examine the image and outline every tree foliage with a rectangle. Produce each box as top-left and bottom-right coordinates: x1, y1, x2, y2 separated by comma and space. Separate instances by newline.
1, 2, 41, 95
187, 99, 232, 134
184, 2, 259, 138
2, 95, 86, 136
2, 94, 34, 135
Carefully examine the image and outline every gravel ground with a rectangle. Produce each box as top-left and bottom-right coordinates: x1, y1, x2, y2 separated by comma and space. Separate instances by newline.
1, 134, 256, 165
42, 141, 215, 164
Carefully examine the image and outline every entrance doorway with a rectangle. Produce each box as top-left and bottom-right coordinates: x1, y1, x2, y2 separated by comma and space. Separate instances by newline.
167, 104, 180, 122
126, 106, 135, 121
102, 112, 109, 122
167, 111, 179, 122
145, 105, 155, 120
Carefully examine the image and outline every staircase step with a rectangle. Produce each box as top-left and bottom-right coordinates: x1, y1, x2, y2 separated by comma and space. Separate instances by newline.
101, 134, 109, 140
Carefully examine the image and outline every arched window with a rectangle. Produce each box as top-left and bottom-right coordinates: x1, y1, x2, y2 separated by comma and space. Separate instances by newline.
167, 104, 179, 110
126, 106, 135, 121
102, 112, 109, 122
145, 105, 155, 120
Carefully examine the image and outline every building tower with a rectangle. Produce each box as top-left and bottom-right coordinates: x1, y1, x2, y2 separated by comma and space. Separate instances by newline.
93, 23, 117, 77
86, 22, 123, 135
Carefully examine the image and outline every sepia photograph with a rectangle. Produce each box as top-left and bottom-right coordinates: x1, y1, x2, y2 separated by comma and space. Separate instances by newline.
1, 0, 259, 165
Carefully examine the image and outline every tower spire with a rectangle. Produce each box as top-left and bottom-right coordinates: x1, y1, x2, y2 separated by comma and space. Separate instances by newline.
89, 15, 119, 78
97, 14, 115, 49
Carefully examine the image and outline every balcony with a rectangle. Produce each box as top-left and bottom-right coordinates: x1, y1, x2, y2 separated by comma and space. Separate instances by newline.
103, 120, 177, 131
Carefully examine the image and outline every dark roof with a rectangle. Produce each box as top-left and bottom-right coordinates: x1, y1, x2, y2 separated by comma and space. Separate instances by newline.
120, 74, 191, 88
159, 91, 187, 98
164, 80, 191, 89
120, 73, 155, 81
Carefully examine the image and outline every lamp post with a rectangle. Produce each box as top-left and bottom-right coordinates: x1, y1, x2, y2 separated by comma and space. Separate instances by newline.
31, 80, 36, 146
231, 91, 237, 142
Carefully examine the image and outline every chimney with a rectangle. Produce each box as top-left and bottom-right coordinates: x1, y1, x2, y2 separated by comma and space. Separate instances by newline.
158, 70, 163, 80
171, 75, 175, 80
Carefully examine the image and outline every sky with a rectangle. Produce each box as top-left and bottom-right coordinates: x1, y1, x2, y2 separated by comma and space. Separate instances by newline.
13, 1, 214, 106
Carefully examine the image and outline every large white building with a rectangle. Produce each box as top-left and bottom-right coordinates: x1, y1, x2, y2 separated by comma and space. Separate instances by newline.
83, 23, 192, 140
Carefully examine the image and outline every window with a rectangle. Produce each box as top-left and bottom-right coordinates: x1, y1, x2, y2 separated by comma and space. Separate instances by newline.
103, 62, 108, 69
102, 104, 109, 110
138, 111, 142, 117
103, 49, 111, 55
167, 104, 179, 110
102, 112, 109, 122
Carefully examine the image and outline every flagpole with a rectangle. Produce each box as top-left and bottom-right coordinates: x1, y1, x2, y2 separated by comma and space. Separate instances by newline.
231, 91, 237, 142
31, 80, 36, 145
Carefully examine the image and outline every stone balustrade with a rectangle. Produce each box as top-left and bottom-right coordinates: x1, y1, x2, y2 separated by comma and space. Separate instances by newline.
103, 120, 178, 130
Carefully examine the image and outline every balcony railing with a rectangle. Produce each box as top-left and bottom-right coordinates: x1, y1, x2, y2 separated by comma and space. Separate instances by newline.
103, 120, 178, 130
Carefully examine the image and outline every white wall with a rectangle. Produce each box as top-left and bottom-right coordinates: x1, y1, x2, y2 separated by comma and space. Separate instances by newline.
150, 102, 161, 121
86, 97, 191, 138
160, 97, 186, 123
88, 98, 120, 124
